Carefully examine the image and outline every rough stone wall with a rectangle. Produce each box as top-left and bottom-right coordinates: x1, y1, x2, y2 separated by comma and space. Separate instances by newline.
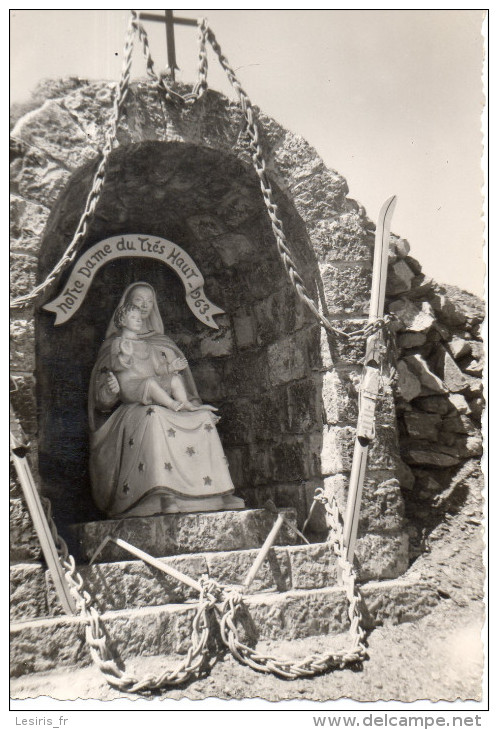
10, 78, 481, 587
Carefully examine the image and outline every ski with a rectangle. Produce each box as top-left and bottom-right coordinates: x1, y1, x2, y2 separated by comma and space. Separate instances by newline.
10, 400, 77, 616
343, 195, 397, 564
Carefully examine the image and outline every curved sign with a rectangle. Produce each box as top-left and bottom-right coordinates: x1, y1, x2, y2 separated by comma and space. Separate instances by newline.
43, 234, 225, 329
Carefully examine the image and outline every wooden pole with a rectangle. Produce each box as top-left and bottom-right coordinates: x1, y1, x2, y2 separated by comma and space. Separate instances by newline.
10, 405, 77, 616
243, 513, 285, 588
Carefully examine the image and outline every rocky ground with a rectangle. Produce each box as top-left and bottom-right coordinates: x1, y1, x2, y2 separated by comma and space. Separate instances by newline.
11, 463, 485, 704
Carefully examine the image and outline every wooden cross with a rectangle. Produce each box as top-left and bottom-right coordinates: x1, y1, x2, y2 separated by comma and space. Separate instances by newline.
140, 10, 198, 82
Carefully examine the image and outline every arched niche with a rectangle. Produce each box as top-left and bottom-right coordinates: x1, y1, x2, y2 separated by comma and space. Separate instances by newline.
35, 140, 324, 525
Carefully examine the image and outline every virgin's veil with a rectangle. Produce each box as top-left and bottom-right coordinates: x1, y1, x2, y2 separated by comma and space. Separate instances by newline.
89, 282, 200, 432
105, 281, 164, 337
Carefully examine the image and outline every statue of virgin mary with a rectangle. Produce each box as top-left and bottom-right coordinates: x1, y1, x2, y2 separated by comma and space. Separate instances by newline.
88, 282, 245, 518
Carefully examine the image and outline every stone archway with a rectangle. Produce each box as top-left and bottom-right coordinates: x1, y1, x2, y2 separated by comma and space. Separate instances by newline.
11, 80, 409, 579
35, 139, 324, 525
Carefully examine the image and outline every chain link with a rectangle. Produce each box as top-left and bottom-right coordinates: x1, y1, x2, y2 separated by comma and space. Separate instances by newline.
11, 13, 372, 687
9, 11, 392, 350
9, 12, 209, 312
217, 488, 367, 678
39, 495, 216, 692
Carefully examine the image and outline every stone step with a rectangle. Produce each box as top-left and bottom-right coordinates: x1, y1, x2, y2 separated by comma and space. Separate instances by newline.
10, 576, 440, 678
65, 508, 300, 563
11, 542, 337, 621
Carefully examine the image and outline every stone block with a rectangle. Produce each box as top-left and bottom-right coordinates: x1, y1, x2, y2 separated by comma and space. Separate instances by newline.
448, 336, 472, 360
61, 81, 115, 150
252, 388, 288, 440
68, 509, 300, 563
430, 294, 467, 327
271, 438, 310, 482
10, 194, 50, 254
223, 350, 270, 395
10, 253, 37, 299
412, 470, 443, 496
401, 445, 461, 468
10, 317, 35, 371
325, 319, 368, 366
267, 333, 308, 385
10, 577, 440, 675
254, 287, 306, 346
396, 360, 422, 402
12, 99, 97, 168
390, 236, 411, 259
10, 374, 38, 439
272, 482, 309, 526
198, 317, 234, 358
403, 412, 442, 441
224, 446, 249, 488
468, 396, 485, 421
232, 309, 256, 350
320, 263, 371, 315
321, 369, 358, 424
219, 398, 254, 446
441, 414, 475, 434
389, 299, 436, 333
11, 148, 71, 207
435, 347, 469, 393
189, 361, 226, 402
367, 426, 400, 471
308, 213, 372, 262
447, 393, 471, 414
288, 543, 337, 589
272, 132, 348, 216
210, 233, 254, 267
398, 332, 427, 350
356, 533, 409, 581
396, 460, 416, 491
323, 473, 404, 534
10, 564, 48, 621
414, 395, 450, 414
206, 548, 291, 593
403, 354, 447, 394
10, 498, 42, 562
320, 426, 355, 475
286, 378, 322, 433
404, 255, 423, 275
46, 555, 207, 615
386, 260, 415, 296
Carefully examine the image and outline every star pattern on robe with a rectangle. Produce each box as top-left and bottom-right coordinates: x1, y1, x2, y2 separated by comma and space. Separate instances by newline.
164, 462, 173, 471
122, 483, 129, 494
138, 463, 144, 472
204, 423, 214, 432
167, 428, 176, 438
146, 407, 155, 416
128, 438, 134, 447
186, 446, 196, 456
203, 476, 212, 486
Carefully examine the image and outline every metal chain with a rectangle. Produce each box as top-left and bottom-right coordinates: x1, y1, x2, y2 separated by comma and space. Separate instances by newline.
39, 495, 217, 692
9, 12, 208, 312
9, 9, 390, 351
10, 13, 137, 310
217, 488, 367, 679
41, 486, 367, 685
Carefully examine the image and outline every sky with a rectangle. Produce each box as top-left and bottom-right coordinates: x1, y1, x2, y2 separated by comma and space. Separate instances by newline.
10, 8, 486, 296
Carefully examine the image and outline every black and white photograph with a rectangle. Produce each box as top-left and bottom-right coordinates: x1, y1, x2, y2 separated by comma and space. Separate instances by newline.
9, 8, 488, 717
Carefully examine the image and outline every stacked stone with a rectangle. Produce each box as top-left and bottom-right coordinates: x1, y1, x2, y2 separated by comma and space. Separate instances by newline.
11, 78, 483, 592
385, 237, 484, 549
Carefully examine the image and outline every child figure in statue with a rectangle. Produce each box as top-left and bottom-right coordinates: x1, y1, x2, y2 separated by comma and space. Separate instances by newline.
109, 302, 216, 413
